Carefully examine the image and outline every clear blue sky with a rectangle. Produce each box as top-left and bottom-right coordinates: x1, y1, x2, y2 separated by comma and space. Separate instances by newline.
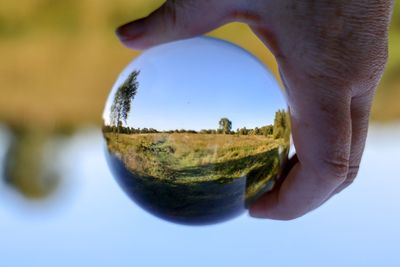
104, 37, 286, 131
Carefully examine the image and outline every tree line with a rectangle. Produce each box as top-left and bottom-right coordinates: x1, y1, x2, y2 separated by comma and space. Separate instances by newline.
103, 110, 290, 139
107, 70, 290, 140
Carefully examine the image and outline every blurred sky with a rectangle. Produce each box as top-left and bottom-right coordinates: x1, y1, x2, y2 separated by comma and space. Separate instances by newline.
0, 127, 399, 267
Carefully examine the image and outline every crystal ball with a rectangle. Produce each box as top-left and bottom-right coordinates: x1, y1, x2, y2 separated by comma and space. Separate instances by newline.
102, 37, 290, 225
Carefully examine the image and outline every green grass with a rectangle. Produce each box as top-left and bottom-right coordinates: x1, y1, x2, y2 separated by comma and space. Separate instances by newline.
105, 132, 289, 199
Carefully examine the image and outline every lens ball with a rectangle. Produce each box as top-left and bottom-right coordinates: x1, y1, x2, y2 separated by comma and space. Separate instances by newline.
102, 37, 290, 225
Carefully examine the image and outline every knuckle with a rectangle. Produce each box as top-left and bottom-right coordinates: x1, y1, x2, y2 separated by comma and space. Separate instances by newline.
163, 0, 194, 28
228, 7, 262, 24
163, 1, 179, 27
319, 157, 349, 183
331, 165, 360, 195
346, 165, 360, 181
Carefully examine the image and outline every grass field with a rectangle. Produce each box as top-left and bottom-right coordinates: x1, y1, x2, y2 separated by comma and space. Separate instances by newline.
104, 132, 289, 223
104, 132, 289, 199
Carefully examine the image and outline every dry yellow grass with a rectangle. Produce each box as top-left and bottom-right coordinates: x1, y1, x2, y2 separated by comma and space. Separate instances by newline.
0, 1, 277, 130
1, 0, 399, 130
105, 132, 286, 183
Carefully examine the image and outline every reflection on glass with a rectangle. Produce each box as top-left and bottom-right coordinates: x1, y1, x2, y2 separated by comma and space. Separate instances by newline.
102, 37, 290, 225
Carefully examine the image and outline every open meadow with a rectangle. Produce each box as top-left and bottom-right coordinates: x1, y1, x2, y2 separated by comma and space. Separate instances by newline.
104, 131, 289, 223
104, 132, 288, 198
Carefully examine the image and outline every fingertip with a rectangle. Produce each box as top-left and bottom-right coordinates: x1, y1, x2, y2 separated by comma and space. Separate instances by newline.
116, 20, 143, 40
249, 209, 264, 219
248, 200, 267, 218
115, 19, 147, 50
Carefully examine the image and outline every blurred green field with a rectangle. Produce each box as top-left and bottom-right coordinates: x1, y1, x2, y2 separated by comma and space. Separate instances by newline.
0, 0, 399, 130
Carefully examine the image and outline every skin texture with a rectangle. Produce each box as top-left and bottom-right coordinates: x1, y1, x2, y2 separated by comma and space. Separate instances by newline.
115, 0, 394, 220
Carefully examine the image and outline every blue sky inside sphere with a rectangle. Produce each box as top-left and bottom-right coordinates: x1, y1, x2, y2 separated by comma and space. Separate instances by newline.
103, 37, 286, 131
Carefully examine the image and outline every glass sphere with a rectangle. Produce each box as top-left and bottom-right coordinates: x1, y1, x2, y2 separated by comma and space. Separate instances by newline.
102, 37, 290, 225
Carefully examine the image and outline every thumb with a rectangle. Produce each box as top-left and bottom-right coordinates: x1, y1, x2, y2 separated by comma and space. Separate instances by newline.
116, 0, 234, 50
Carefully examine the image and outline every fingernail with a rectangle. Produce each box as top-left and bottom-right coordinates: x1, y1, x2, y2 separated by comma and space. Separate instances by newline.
116, 19, 146, 42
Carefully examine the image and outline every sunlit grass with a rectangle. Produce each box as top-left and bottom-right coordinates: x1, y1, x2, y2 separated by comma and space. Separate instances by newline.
105, 132, 284, 184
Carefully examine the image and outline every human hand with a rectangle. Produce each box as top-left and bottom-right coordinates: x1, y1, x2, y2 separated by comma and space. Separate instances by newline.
115, 0, 393, 220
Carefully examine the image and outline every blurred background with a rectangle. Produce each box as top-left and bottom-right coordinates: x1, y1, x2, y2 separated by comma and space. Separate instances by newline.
0, 1, 399, 266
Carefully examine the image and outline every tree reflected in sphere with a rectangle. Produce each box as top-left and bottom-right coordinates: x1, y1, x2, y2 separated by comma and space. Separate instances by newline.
102, 37, 290, 225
